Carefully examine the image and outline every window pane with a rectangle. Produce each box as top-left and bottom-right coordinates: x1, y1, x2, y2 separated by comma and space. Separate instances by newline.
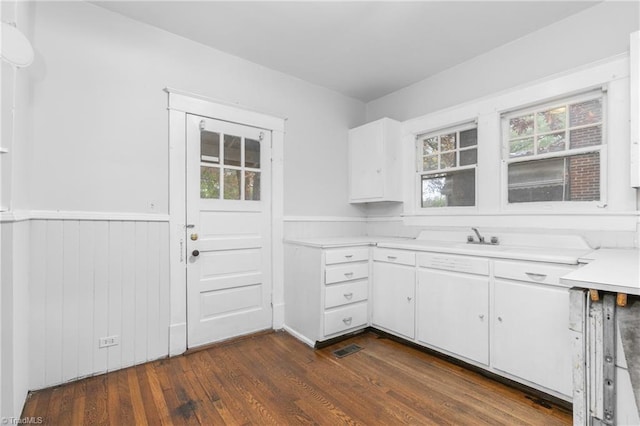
423, 137, 439, 155
223, 169, 241, 200
440, 133, 456, 151
570, 125, 602, 149
224, 135, 242, 166
509, 137, 534, 158
421, 169, 475, 208
201, 166, 220, 199
569, 99, 602, 127
510, 115, 534, 138
459, 128, 477, 148
460, 148, 477, 166
567, 152, 600, 201
245, 171, 261, 201
201, 131, 220, 163
440, 152, 456, 168
508, 158, 564, 203
536, 107, 566, 133
423, 155, 438, 171
537, 132, 565, 154
508, 153, 600, 203
245, 138, 261, 168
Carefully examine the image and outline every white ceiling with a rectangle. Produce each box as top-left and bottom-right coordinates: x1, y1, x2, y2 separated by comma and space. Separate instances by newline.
94, 1, 600, 102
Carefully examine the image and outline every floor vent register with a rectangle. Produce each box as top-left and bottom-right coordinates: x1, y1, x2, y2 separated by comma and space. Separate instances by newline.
333, 344, 363, 358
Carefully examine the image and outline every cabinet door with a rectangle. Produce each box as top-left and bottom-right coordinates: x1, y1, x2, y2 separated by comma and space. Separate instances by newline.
372, 262, 415, 339
493, 280, 572, 396
417, 269, 489, 365
349, 121, 385, 201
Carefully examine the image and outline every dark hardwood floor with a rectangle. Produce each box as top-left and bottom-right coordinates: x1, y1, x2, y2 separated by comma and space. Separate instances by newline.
22, 330, 572, 425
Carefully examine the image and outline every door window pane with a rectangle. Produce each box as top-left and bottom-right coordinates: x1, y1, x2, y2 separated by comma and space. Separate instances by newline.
201, 166, 220, 199
421, 169, 475, 208
245, 171, 261, 201
201, 131, 220, 163
245, 138, 261, 168
223, 169, 241, 200
224, 135, 242, 166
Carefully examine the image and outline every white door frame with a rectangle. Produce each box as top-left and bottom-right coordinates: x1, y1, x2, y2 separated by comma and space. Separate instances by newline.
165, 88, 285, 356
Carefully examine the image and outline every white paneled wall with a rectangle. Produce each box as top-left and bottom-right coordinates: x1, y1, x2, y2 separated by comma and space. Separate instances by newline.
29, 219, 170, 390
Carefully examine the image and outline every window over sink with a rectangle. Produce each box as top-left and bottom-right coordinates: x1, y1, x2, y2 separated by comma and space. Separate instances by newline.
502, 90, 605, 206
417, 123, 477, 208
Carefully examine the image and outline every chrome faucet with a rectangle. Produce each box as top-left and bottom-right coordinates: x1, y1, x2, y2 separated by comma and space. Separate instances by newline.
471, 227, 485, 243
467, 228, 499, 245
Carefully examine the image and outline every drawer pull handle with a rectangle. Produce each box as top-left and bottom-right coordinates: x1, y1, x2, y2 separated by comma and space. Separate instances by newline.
344, 272, 354, 278
525, 272, 547, 281
342, 317, 352, 325
387, 255, 397, 260
344, 292, 353, 299
344, 254, 353, 259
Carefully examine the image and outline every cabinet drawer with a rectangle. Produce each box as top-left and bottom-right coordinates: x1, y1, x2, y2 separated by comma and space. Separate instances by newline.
325, 247, 369, 265
324, 302, 368, 336
417, 252, 489, 275
325, 262, 369, 284
494, 260, 576, 287
325, 280, 368, 309
373, 248, 415, 266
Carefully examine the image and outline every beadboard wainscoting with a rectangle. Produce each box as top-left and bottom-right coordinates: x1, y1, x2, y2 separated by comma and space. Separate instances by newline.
28, 218, 170, 390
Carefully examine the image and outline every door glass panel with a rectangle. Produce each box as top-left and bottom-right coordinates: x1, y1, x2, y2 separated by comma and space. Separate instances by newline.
223, 169, 241, 200
245, 171, 261, 201
201, 166, 220, 199
201, 131, 220, 163
245, 138, 261, 168
224, 135, 242, 166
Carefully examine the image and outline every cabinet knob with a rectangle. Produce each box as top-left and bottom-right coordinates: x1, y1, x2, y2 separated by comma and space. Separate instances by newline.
478, 314, 485, 320
407, 296, 412, 302
498, 316, 503, 322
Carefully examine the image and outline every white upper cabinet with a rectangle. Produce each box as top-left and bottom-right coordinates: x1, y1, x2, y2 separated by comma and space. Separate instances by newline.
348, 118, 402, 203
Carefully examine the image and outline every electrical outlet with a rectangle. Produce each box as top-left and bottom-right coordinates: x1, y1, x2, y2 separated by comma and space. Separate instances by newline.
99, 335, 119, 348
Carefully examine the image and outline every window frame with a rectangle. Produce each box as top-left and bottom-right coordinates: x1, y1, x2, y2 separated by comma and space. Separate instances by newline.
500, 90, 608, 211
415, 122, 479, 212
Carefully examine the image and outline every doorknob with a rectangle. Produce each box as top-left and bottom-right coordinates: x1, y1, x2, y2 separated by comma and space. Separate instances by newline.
192, 250, 200, 257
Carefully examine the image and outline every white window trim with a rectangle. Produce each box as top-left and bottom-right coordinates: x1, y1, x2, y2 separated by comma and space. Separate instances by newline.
415, 121, 479, 213
500, 89, 608, 212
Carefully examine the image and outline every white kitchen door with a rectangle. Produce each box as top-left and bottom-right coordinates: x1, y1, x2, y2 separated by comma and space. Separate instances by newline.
186, 114, 272, 348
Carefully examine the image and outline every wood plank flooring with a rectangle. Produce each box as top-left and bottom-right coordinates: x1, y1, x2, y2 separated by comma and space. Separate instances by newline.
22, 330, 572, 425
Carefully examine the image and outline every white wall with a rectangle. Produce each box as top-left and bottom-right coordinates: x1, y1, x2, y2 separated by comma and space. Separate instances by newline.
21, 1, 366, 217
4, 0, 369, 396
366, 2, 640, 123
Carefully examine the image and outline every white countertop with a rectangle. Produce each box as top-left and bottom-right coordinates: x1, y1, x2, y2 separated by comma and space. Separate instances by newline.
283, 236, 409, 248
377, 240, 592, 264
560, 248, 640, 295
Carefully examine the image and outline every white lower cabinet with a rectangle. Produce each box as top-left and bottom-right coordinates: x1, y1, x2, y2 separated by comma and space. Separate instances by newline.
417, 269, 489, 365
372, 257, 416, 339
492, 279, 572, 397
